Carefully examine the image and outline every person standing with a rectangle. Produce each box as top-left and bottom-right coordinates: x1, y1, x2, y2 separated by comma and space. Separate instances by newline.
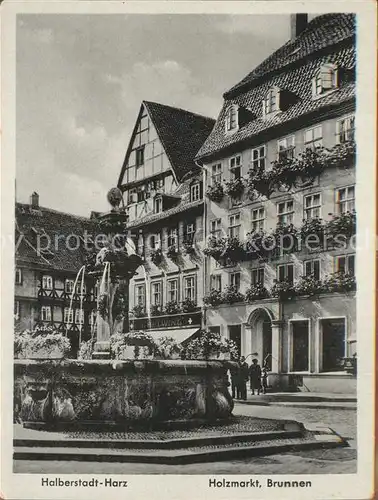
229, 361, 240, 399
249, 358, 262, 395
238, 356, 249, 400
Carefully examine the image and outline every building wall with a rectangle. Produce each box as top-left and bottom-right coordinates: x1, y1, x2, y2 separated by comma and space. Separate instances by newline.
129, 211, 205, 313
202, 110, 356, 381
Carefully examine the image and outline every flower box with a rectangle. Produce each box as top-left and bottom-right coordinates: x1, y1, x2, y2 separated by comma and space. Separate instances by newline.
206, 183, 224, 203
23, 346, 65, 360
224, 178, 245, 198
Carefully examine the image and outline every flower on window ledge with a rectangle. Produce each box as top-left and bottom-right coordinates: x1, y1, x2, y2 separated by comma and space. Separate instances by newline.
150, 248, 163, 266
206, 182, 225, 203
271, 279, 295, 301
167, 245, 179, 260
222, 285, 245, 305
165, 300, 181, 315
294, 275, 324, 296
224, 177, 246, 198
325, 211, 356, 241
245, 283, 270, 303
182, 240, 196, 255
150, 304, 162, 316
203, 289, 224, 307
181, 297, 197, 313
322, 272, 356, 293
131, 304, 146, 318
203, 236, 227, 261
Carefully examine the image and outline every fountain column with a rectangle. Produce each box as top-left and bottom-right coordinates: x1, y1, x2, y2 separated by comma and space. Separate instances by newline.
91, 188, 142, 360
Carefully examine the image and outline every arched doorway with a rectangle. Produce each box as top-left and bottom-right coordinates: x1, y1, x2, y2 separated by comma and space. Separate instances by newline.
248, 308, 273, 369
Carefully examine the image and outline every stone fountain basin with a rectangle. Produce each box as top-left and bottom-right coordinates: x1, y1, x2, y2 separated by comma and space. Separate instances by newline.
14, 359, 236, 429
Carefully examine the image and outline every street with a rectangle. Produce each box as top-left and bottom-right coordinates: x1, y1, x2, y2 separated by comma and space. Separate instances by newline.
14, 403, 356, 475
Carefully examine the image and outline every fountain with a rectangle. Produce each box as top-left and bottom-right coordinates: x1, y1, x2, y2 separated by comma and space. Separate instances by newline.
14, 188, 235, 430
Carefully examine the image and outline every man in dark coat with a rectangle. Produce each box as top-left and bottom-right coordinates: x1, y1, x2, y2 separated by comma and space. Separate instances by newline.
238, 356, 249, 400
249, 358, 262, 395
229, 362, 240, 399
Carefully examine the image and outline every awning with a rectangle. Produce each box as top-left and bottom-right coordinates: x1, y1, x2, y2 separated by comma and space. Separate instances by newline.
150, 328, 199, 344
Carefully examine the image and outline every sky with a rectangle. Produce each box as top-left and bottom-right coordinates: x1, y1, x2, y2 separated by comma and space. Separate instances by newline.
16, 13, 307, 217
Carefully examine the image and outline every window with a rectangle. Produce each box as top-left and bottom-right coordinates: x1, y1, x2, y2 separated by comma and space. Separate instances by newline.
42, 275, 53, 290
225, 105, 238, 132
211, 274, 222, 292
150, 233, 161, 250
251, 267, 265, 286
263, 88, 279, 115
312, 64, 338, 97
251, 207, 265, 231
335, 254, 355, 275
304, 259, 320, 280
229, 155, 242, 180
336, 186, 355, 214
93, 284, 98, 300
167, 227, 178, 248
184, 276, 196, 301
277, 263, 294, 283
230, 272, 241, 290
251, 146, 266, 171
211, 163, 222, 185
14, 300, 20, 320
135, 146, 145, 166
210, 218, 222, 237
320, 318, 345, 372
151, 282, 162, 306
277, 135, 295, 161
277, 200, 294, 225
304, 193, 321, 219
336, 115, 355, 143
154, 196, 162, 214
304, 126, 323, 150
228, 213, 241, 239
64, 307, 73, 324
190, 183, 201, 201
41, 306, 52, 322
75, 309, 84, 325
129, 188, 137, 204
167, 279, 179, 303
65, 279, 75, 294
135, 284, 145, 307
185, 222, 196, 243
208, 326, 221, 335
291, 321, 309, 372
15, 268, 22, 285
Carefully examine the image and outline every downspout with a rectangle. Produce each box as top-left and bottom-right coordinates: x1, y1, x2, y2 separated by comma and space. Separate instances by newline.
195, 159, 207, 329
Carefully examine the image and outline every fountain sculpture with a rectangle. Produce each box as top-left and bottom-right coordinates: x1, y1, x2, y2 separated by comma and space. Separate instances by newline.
14, 188, 235, 429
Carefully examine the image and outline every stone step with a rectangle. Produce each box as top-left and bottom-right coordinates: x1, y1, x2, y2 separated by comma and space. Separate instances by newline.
14, 429, 302, 450
14, 433, 347, 464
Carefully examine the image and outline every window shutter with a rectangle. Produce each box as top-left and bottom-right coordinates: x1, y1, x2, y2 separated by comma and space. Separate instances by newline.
259, 268, 264, 286
337, 256, 346, 273
313, 260, 320, 280
305, 261, 311, 277
278, 266, 285, 282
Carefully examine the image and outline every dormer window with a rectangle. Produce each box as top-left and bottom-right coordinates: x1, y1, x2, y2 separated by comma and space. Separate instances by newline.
312, 64, 338, 97
225, 105, 238, 133
154, 196, 162, 214
190, 182, 201, 202
262, 87, 280, 116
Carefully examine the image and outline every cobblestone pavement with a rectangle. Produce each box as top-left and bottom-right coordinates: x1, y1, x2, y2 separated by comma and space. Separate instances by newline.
14, 404, 357, 475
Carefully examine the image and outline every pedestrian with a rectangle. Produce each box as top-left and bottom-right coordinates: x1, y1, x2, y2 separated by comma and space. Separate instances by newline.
261, 364, 269, 394
229, 362, 239, 399
238, 356, 249, 400
249, 358, 262, 395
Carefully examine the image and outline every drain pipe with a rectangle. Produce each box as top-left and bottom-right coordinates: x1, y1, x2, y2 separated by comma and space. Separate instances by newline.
195, 159, 207, 329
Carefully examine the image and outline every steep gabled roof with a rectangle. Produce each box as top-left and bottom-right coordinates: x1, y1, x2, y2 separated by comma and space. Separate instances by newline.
196, 14, 356, 161
15, 203, 98, 273
144, 101, 215, 181
225, 14, 356, 98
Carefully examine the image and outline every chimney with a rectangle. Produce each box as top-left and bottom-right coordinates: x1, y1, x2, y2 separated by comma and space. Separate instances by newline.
290, 13, 308, 40
30, 192, 39, 208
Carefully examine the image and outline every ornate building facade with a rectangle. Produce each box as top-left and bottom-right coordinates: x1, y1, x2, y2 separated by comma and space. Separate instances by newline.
196, 14, 356, 392
117, 101, 215, 341
15, 193, 98, 356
